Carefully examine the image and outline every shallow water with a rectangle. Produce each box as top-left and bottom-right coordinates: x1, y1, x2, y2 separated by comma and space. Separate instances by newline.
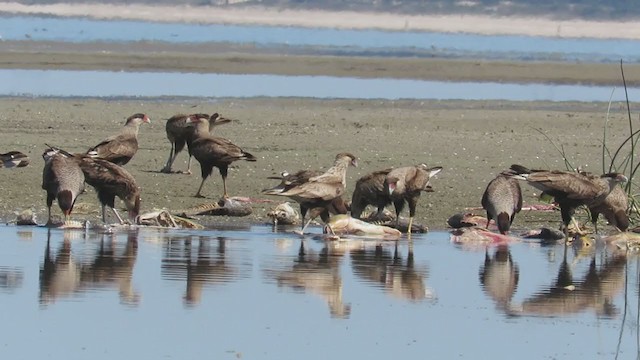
2, 69, 638, 102
1, 225, 639, 359
2, 15, 640, 63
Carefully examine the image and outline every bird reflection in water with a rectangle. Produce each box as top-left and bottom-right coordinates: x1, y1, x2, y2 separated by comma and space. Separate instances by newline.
264, 240, 352, 318
39, 229, 140, 306
350, 241, 434, 302
479, 245, 519, 311
161, 236, 246, 307
507, 246, 627, 317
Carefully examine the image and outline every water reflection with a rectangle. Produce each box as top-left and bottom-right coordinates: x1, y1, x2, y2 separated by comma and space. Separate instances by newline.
39, 229, 140, 306
350, 242, 434, 302
508, 247, 627, 318
0, 266, 23, 292
479, 245, 519, 311
264, 239, 351, 318
161, 235, 249, 307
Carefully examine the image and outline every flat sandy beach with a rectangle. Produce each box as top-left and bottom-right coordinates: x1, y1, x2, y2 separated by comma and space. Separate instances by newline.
0, 4, 637, 231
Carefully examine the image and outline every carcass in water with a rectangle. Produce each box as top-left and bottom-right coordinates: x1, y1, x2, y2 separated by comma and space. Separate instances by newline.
450, 227, 518, 247
267, 202, 300, 225
323, 214, 402, 240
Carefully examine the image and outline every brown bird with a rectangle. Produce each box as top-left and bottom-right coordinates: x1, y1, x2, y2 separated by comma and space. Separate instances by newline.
350, 168, 393, 220
185, 116, 256, 198
262, 169, 350, 223
74, 156, 141, 224
385, 164, 443, 235
161, 113, 232, 174
588, 183, 629, 232
509, 164, 627, 236
481, 173, 523, 234
41, 148, 85, 224
263, 153, 358, 234
87, 113, 150, 165
1, 151, 30, 168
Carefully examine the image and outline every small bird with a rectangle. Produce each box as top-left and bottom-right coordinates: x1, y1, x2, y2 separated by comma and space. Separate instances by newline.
87, 113, 150, 165
263, 153, 358, 234
41, 147, 85, 224
350, 168, 393, 220
385, 164, 443, 235
509, 164, 627, 236
481, 173, 523, 234
0, 151, 30, 168
185, 115, 256, 198
161, 113, 232, 174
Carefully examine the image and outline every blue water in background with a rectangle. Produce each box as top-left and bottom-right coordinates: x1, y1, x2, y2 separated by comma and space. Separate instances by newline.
2, 15, 640, 63
0, 69, 635, 101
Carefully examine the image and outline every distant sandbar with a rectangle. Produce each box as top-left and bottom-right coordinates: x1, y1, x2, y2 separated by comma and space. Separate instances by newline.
1, 2, 640, 40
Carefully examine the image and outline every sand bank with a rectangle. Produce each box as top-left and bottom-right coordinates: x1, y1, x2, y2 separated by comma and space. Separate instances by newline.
1, 2, 640, 39
0, 97, 632, 231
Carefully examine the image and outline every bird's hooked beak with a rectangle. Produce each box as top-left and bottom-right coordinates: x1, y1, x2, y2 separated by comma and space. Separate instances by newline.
351, 159, 358, 167
143, 115, 151, 124
387, 181, 397, 195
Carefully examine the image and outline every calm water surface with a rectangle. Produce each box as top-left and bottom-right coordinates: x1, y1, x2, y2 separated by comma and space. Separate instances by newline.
2, 69, 638, 102
2, 15, 640, 62
1, 225, 638, 359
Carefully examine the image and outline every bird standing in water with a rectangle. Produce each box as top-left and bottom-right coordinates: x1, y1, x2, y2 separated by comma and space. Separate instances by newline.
481, 172, 522, 235
509, 164, 627, 236
385, 164, 442, 236
263, 153, 358, 234
42, 147, 85, 225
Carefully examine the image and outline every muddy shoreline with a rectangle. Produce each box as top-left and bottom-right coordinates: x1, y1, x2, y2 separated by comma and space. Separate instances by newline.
2, 40, 640, 86
0, 96, 632, 232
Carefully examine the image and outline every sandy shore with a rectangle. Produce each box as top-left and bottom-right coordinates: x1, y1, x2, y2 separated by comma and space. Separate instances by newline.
2, 2, 640, 39
0, 97, 632, 231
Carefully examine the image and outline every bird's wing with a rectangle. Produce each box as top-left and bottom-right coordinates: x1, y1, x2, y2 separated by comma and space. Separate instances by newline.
527, 171, 603, 199
89, 135, 137, 160
281, 181, 345, 201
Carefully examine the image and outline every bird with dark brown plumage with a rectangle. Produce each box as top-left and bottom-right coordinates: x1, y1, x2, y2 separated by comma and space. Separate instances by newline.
185, 115, 256, 198
384, 164, 443, 235
161, 113, 232, 174
263, 153, 358, 234
75, 155, 141, 224
481, 173, 523, 235
42, 148, 85, 224
350, 168, 393, 220
588, 180, 629, 232
509, 164, 627, 236
87, 113, 150, 166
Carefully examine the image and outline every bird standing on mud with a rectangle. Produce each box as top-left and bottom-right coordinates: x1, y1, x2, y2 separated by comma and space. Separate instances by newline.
87, 113, 150, 165
185, 115, 256, 198
384, 164, 443, 235
42, 147, 85, 225
161, 113, 232, 174
350, 168, 393, 220
263, 153, 358, 234
481, 172, 523, 234
75, 155, 141, 224
509, 164, 627, 236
